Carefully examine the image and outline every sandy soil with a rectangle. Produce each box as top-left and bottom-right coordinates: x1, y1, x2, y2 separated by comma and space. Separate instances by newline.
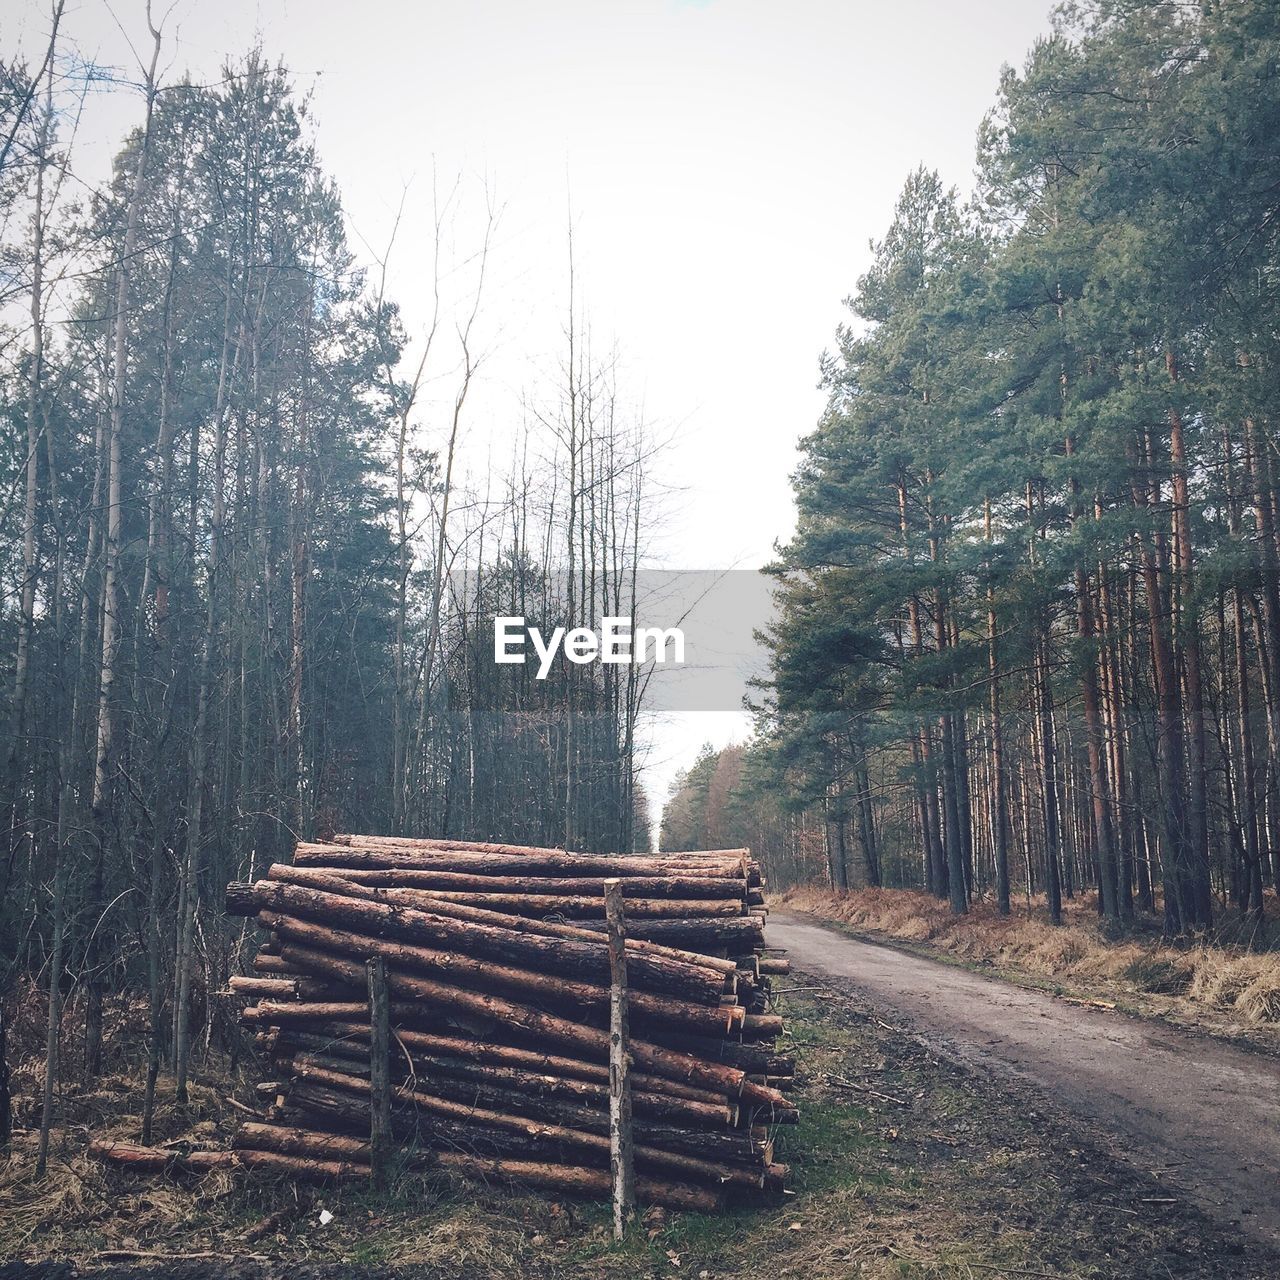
771, 910, 1280, 1248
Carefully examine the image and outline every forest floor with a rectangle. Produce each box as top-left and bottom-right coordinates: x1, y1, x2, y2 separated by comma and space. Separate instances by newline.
776, 886, 1280, 1052
2, 978, 1277, 1278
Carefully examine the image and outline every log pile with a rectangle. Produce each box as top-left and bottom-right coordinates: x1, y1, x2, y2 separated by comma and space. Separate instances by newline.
207, 834, 794, 1212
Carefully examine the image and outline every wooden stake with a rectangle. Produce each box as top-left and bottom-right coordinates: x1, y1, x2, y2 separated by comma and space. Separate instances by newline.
366, 956, 391, 1193
605, 878, 635, 1239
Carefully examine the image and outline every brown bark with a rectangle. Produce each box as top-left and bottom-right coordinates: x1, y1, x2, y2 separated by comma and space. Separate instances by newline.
295, 841, 747, 879
234, 1121, 371, 1163
432, 1149, 719, 1213
235, 1148, 367, 1181
1227, 433, 1265, 918
259, 909, 741, 1036
301, 888, 743, 919
986, 514, 1011, 916
241, 999, 380, 1025
226, 975, 342, 1000
1131, 432, 1193, 933
90, 1139, 236, 1173
282, 1079, 768, 1166
234, 878, 728, 1004
1245, 418, 1280, 895
233, 1122, 723, 1211
274, 941, 788, 1109
91, 1135, 365, 1186
268, 864, 741, 975
575, 916, 765, 951
289, 1060, 764, 1189
294, 867, 746, 898
283, 1047, 735, 1128
1166, 354, 1212, 928
275, 1022, 731, 1106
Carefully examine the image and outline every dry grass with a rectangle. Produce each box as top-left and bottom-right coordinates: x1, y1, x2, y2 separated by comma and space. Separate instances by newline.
778, 886, 1280, 1032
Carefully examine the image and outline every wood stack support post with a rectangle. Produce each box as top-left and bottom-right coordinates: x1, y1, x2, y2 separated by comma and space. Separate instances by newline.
605, 878, 635, 1239
367, 956, 392, 1193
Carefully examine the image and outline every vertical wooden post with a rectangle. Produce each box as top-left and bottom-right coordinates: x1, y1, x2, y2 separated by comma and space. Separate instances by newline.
604, 878, 635, 1238
366, 956, 391, 1193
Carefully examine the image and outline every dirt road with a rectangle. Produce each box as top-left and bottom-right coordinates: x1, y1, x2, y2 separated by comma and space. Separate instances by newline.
771, 911, 1280, 1247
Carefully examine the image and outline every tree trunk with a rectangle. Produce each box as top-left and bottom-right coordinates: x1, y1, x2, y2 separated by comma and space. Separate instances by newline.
1166, 354, 1212, 928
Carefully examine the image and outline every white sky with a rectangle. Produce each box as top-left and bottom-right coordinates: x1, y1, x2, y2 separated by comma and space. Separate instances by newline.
6, 0, 1057, 833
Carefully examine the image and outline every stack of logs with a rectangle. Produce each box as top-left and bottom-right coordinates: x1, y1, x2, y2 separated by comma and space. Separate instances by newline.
97, 834, 796, 1213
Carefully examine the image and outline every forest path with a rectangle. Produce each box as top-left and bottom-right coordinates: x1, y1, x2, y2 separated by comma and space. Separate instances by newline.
771, 911, 1280, 1247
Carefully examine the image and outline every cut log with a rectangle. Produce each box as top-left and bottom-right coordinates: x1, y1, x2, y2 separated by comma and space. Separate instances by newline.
431, 1149, 720, 1213
282, 868, 749, 899
283, 1048, 736, 1129
267, 864, 739, 977
259, 910, 743, 1037
643, 1032, 795, 1077
243, 879, 727, 1005
240, 1000, 370, 1024
225, 975, 347, 1001
332, 834, 751, 876
288, 1060, 765, 1189
274, 945, 780, 1104
256, 1095, 721, 1212
741, 1014, 785, 1040
233, 1119, 729, 1213
294, 842, 747, 880
251, 952, 303, 975
576, 917, 765, 951
280, 1022, 731, 1106
89, 1138, 364, 1184
226, 976, 299, 998
361, 890, 745, 919
333, 833, 571, 857
234, 1121, 372, 1163
235, 1147, 367, 1182
89, 1140, 234, 1173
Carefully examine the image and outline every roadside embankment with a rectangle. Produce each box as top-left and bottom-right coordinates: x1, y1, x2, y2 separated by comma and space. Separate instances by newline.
776, 886, 1280, 1042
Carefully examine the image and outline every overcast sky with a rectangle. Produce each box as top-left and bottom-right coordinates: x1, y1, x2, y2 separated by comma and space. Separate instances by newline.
7, 0, 1058, 826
